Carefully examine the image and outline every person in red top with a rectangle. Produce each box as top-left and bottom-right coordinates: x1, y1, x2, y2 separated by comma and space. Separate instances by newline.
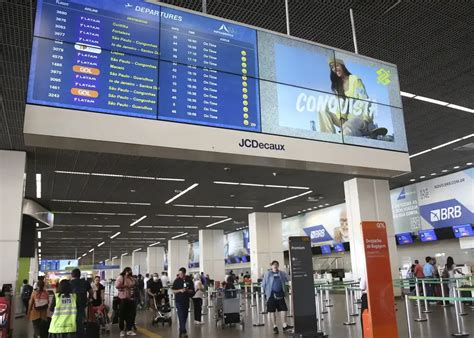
414, 260, 425, 278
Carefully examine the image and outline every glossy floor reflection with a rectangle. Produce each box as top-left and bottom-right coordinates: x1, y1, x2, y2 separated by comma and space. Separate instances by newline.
13, 294, 473, 337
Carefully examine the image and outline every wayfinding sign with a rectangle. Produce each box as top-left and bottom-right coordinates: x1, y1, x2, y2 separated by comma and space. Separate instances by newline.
289, 236, 319, 336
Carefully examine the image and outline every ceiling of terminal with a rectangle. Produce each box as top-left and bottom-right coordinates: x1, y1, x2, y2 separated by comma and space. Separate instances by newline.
1, 0, 473, 261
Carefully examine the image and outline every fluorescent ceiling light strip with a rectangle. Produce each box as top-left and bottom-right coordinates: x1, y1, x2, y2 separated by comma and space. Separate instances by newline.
234, 206, 254, 210
216, 206, 234, 209
38, 242, 41, 247
400, 91, 416, 98
129, 202, 151, 206
171, 232, 188, 239
165, 183, 199, 204
462, 134, 474, 139
55, 170, 90, 175
88, 248, 94, 252
121, 252, 128, 256
97, 241, 105, 247
149, 241, 161, 247
132, 248, 142, 252
240, 183, 264, 187
446, 104, 474, 113
264, 190, 313, 208
265, 184, 288, 188
137, 225, 153, 228
287, 186, 310, 190
82, 253, 87, 257
37, 232, 42, 239
431, 138, 462, 150
414, 95, 449, 106
130, 215, 147, 227
409, 149, 432, 158
36, 173, 42, 198
157, 177, 185, 181
173, 204, 194, 207
213, 181, 239, 185
111, 256, 118, 259
206, 218, 232, 228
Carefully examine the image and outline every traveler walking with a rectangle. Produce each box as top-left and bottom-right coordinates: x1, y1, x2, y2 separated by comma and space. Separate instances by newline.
21, 279, 33, 315
49, 279, 77, 338
91, 276, 105, 307
27, 279, 49, 338
69, 268, 91, 338
160, 272, 170, 287
115, 267, 137, 336
423, 256, 435, 297
414, 260, 424, 278
261, 260, 293, 334
192, 277, 205, 325
172, 267, 195, 337
444, 256, 465, 303
147, 273, 163, 308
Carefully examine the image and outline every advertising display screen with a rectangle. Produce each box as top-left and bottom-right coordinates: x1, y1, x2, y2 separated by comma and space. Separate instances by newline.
27, 0, 407, 152
452, 224, 474, 238
333, 243, 345, 253
321, 245, 331, 255
419, 229, 438, 242
395, 232, 414, 245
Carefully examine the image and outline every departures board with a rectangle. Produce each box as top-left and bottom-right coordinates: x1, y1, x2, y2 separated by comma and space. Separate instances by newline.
27, 0, 408, 151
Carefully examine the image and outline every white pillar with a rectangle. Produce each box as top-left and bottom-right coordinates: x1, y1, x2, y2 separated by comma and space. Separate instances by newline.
199, 229, 225, 282
167, 240, 188, 281
120, 255, 132, 271
0, 150, 26, 290
132, 251, 147, 275
147, 246, 165, 275
344, 178, 400, 295
111, 257, 120, 279
248, 212, 284, 281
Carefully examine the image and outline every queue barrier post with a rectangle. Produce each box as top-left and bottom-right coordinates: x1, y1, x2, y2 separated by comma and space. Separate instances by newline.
456, 280, 467, 316
404, 295, 413, 338
320, 288, 328, 314
343, 287, 356, 325
315, 290, 328, 337
207, 288, 213, 308
260, 285, 267, 314
440, 277, 449, 308
250, 284, 256, 307
325, 287, 333, 307
288, 289, 294, 318
252, 286, 264, 327
452, 294, 469, 337
414, 280, 427, 322
350, 288, 359, 316
421, 280, 431, 314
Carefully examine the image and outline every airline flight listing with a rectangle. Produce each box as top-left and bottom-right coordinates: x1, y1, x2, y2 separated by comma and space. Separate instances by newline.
28, 37, 159, 119
159, 61, 260, 131
34, 0, 161, 59
159, 7, 258, 77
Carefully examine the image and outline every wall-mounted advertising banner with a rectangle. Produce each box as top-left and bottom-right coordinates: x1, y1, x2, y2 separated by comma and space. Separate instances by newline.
390, 184, 421, 233
416, 168, 474, 229
188, 242, 200, 266
282, 204, 347, 250
303, 224, 334, 244
361, 221, 398, 338
224, 229, 250, 258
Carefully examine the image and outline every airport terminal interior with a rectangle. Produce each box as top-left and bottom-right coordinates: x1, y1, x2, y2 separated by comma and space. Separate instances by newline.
0, 0, 473, 337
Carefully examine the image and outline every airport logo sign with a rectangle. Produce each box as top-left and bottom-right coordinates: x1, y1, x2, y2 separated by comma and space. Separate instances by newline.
419, 199, 473, 228
238, 139, 285, 151
303, 225, 333, 243
376, 68, 391, 85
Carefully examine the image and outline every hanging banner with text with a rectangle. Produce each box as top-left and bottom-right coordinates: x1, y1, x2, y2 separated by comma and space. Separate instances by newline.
288, 236, 318, 335
361, 221, 398, 338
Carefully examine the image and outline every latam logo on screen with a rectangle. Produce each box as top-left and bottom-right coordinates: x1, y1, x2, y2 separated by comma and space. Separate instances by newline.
238, 139, 285, 151
419, 199, 473, 228
303, 225, 333, 243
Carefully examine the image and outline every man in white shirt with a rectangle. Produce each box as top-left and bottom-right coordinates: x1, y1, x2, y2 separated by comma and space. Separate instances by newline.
161, 272, 170, 287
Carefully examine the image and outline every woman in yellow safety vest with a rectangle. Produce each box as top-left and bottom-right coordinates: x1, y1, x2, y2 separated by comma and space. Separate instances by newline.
48, 279, 77, 338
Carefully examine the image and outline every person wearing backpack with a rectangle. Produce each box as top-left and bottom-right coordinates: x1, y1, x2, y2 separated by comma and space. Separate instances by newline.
21, 279, 33, 315
69, 268, 92, 338
27, 280, 49, 338
49, 279, 77, 338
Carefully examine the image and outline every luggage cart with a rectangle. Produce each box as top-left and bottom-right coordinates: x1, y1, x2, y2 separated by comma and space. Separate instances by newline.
214, 289, 244, 330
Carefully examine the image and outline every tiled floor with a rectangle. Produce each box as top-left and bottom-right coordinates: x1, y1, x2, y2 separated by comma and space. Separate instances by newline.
13, 294, 473, 337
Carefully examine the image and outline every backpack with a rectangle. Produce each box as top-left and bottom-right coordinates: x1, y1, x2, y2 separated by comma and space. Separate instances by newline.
34, 291, 49, 310
21, 285, 33, 300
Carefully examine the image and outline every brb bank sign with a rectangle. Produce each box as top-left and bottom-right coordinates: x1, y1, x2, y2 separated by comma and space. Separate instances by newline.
419, 199, 474, 228
303, 225, 333, 244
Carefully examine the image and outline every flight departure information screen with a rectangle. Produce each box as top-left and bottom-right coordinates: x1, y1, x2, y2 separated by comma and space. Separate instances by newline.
27, 0, 407, 150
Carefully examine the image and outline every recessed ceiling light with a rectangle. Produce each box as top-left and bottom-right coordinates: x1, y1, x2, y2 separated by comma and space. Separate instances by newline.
466, 162, 473, 166
130, 189, 136, 193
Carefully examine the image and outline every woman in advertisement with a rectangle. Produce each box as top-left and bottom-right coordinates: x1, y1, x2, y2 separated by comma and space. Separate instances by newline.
319, 59, 388, 138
